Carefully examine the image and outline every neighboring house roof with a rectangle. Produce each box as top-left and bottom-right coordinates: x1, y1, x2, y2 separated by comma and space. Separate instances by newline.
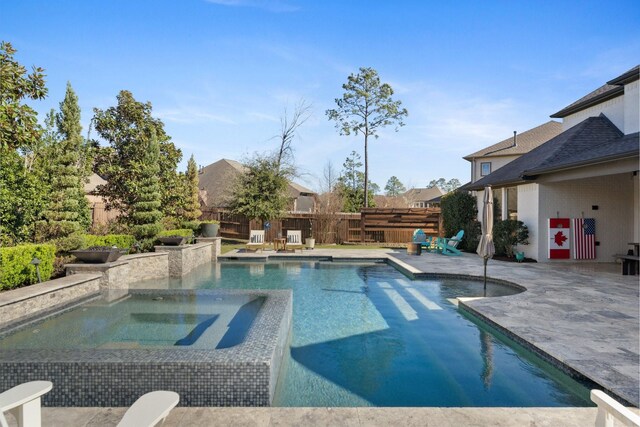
198, 158, 316, 208
464, 121, 562, 160
551, 65, 639, 118
288, 181, 314, 197
462, 114, 638, 191
373, 195, 409, 208
198, 159, 244, 207
84, 173, 107, 194
404, 187, 444, 202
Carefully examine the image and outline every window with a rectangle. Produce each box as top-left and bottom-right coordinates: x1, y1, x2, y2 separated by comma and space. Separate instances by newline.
480, 162, 491, 176
506, 187, 518, 220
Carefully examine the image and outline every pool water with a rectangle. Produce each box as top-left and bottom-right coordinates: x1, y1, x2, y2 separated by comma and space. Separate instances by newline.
132, 261, 592, 407
0, 293, 264, 350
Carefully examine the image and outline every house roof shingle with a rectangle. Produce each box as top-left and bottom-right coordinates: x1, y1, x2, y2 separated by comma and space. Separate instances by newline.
550, 65, 639, 118
464, 121, 562, 160
403, 187, 444, 202
462, 115, 638, 191
198, 158, 315, 207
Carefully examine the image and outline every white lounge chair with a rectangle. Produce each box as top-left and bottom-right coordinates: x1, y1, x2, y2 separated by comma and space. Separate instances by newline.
245, 230, 266, 252
0, 381, 52, 427
286, 230, 304, 253
117, 390, 180, 427
591, 389, 640, 427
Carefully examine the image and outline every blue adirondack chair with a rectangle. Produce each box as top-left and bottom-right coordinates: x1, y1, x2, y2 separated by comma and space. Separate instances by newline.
436, 230, 464, 256
412, 229, 434, 252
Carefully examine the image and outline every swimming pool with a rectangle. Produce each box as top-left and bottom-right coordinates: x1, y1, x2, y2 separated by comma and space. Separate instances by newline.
0, 288, 292, 406
132, 260, 593, 407
0, 293, 265, 350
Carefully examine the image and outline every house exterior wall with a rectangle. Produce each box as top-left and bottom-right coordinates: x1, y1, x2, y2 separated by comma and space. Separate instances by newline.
562, 95, 625, 132
634, 173, 639, 242
517, 183, 539, 260
471, 155, 519, 182
536, 174, 634, 262
623, 80, 639, 134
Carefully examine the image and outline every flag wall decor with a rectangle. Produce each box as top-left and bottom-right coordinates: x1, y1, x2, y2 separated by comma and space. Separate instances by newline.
573, 218, 596, 259
549, 218, 570, 259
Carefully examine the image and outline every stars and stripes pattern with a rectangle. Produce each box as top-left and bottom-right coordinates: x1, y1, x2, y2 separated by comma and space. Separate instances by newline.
573, 218, 596, 259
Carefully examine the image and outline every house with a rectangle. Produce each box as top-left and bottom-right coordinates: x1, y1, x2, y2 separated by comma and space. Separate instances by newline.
463, 121, 563, 220
463, 65, 639, 262
404, 187, 445, 208
198, 158, 317, 212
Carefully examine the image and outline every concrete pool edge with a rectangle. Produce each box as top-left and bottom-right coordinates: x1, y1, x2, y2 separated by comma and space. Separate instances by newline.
0, 288, 293, 407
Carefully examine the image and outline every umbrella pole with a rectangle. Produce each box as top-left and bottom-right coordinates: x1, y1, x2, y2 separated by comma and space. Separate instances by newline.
483, 257, 487, 296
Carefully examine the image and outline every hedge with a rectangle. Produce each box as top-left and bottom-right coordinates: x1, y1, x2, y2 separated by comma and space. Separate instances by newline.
82, 234, 135, 249
0, 244, 56, 290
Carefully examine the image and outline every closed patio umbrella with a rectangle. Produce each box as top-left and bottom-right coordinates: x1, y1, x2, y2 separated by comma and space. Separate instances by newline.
476, 186, 495, 294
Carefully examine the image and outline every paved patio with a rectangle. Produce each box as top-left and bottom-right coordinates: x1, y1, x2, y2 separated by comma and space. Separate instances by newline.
5, 248, 638, 426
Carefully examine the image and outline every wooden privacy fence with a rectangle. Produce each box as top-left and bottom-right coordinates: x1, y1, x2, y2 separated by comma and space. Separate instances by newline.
201, 208, 441, 244
357, 208, 442, 243
90, 202, 120, 225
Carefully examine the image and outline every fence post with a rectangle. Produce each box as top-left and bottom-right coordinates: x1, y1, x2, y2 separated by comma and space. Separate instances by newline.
360, 211, 366, 243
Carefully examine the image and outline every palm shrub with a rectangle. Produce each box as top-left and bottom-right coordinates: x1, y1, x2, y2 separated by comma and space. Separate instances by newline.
493, 219, 529, 257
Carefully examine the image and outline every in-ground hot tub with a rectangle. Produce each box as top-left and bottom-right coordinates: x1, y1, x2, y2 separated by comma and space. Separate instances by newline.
0, 288, 292, 407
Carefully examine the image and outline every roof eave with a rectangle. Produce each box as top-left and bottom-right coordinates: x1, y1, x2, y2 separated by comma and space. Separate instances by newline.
523, 152, 639, 176
464, 178, 527, 192
607, 67, 640, 86
550, 87, 624, 118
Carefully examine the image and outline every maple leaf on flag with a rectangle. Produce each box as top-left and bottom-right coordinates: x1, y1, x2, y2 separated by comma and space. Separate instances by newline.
554, 231, 567, 246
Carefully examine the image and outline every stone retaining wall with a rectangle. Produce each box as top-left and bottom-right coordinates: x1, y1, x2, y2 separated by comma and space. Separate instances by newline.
154, 242, 213, 277
0, 274, 101, 330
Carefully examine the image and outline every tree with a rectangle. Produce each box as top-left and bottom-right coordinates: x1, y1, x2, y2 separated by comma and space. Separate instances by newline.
229, 154, 289, 223
183, 155, 202, 221
0, 41, 48, 151
41, 82, 91, 238
384, 176, 406, 196
440, 191, 478, 251
427, 178, 461, 193
275, 99, 312, 171
326, 67, 408, 207
0, 41, 49, 244
336, 151, 375, 212
0, 149, 48, 245
129, 132, 163, 240
92, 90, 164, 238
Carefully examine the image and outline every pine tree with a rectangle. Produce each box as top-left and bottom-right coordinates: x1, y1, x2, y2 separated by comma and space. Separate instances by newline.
42, 82, 90, 238
183, 155, 202, 221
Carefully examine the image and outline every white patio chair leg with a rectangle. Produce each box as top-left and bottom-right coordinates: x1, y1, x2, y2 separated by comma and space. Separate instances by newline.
8, 397, 42, 427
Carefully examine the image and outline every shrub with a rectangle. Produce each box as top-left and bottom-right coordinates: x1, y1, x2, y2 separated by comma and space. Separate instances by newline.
493, 219, 529, 257
157, 229, 194, 238
440, 191, 478, 251
50, 231, 85, 253
0, 244, 56, 290
181, 220, 202, 232
462, 220, 481, 252
200, 220, 220, 225
82, 234, 135, 249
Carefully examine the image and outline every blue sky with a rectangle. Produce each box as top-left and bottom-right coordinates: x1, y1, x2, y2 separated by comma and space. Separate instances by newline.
2, 0, 639, 191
